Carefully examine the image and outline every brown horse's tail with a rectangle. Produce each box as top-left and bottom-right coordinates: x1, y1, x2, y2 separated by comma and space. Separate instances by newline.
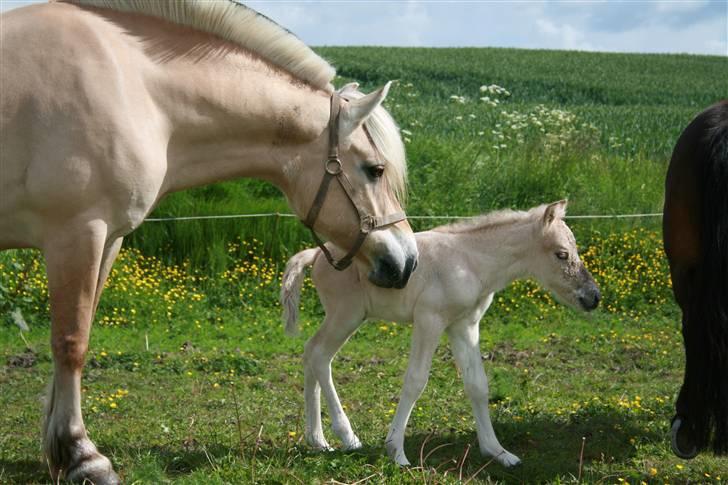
690, 101, 728, 454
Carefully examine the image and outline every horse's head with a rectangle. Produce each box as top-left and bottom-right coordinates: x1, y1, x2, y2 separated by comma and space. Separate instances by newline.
529, 200, 600, 311
288, 82, 417, 289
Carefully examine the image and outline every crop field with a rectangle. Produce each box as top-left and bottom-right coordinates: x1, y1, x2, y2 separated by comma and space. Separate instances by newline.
2, 47, 728, 484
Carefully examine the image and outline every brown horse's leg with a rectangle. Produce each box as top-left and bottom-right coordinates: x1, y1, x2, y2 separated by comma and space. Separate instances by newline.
664, 149, 703, 458
42, 223, 120, 484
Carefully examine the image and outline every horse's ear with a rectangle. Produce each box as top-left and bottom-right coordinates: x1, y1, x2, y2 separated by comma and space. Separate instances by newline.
339, 81, 391, 141
543, 199, 568, 227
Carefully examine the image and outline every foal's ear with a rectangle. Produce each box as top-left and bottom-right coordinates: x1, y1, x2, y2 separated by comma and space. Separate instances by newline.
339, 81, 391, 141
543, 199, 568, 227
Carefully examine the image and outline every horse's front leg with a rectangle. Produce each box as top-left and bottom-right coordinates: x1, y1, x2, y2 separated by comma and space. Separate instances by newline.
668, 265, 702, 459
43, 225, 121, 484
385, 314, 444, 466
446, 318, 521, 467
304, 309, 365, 451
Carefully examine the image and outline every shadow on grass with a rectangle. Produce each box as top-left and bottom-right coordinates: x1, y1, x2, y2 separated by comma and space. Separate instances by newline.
0, 459, 50, 485
0, 409, 667, 483
398, 409, 666, 482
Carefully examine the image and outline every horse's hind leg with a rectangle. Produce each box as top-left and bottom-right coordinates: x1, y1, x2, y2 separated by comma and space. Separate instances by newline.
42, 223, 120, 484
304, 308, 365, 451
446, 318, 520, 467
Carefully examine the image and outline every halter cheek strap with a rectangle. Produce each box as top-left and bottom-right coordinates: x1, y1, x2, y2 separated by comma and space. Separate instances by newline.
302, 92, 406, 271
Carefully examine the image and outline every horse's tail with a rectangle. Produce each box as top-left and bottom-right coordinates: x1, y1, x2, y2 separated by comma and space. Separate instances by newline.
280, 248, 320, 336
696, 103, 728, 454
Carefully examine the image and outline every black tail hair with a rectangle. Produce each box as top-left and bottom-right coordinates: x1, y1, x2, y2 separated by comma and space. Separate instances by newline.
689, 101, 728, 454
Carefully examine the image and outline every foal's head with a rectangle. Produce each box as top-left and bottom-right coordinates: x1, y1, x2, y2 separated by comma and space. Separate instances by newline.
529, 201, 600, 311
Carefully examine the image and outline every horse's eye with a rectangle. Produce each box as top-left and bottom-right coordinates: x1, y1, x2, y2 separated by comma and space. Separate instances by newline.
556, 251, 569, 261
367, 165, 385, 179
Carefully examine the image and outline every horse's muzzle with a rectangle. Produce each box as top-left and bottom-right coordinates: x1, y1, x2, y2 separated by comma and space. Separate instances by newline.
578, 286, 601, 311
368, 252, 417, 289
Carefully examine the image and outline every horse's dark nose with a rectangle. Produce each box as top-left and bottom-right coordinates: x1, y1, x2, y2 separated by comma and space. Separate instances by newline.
368, 253, 416, 289
579, 287, 601, 311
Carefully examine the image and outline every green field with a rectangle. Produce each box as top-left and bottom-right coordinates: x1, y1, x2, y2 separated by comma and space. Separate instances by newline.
124, 47, 726, 268
2, 47, 728, 483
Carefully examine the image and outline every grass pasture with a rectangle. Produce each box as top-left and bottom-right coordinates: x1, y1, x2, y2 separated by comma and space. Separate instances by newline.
125, 47, 727, 268
2, 46, 728, 483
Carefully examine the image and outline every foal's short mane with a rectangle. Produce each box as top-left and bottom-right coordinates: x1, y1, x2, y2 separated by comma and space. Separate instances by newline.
432, 206, 544, 234
63, 0, 336, 90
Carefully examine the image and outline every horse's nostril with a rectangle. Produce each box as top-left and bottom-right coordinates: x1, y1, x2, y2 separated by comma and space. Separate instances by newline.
579, 290, 600, 311
381, 257, 398, 277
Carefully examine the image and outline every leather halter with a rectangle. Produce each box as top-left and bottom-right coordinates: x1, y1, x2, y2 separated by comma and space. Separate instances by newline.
303, 93, 406, 271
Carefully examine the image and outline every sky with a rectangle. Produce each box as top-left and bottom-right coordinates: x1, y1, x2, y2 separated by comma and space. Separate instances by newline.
1, 0, 726, 56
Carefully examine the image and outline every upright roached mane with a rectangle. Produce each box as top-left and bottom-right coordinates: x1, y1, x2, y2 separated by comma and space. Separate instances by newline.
63, 0, 408, 202
64, 0, 336, 89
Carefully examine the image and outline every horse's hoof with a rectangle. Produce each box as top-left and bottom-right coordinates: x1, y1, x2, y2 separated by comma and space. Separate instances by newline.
671, 417, 699, 459
65, 452, 120, 485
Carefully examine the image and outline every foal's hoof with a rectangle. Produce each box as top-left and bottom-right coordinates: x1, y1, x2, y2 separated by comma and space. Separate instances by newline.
65, 451, 120, 485
385, 442, 411, 466
671, 417, 699, 459
307, 436, 334, 452
494, 450, 521, 468
342, 435, 363, 451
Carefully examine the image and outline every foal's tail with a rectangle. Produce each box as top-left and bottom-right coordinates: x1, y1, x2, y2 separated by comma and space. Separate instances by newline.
280, 248, 320, 336
695, 102, 728, 454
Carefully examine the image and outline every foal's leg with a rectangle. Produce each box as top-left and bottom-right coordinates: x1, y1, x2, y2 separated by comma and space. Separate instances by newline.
385, 315, 444, 466
304, 309, 365, 450
446, 319, 520, 467
43, 224, 120, 484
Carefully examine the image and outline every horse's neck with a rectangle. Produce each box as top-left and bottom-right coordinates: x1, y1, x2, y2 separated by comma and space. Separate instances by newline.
455, 221, 535, 293
147, 39, 330, 195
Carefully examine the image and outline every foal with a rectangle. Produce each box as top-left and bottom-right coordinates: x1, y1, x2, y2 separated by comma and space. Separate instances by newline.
281, 201, 600, 467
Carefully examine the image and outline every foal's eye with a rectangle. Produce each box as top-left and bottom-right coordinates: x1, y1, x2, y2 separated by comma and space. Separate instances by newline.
556, 251, 569, 261
366, 165, 385, 179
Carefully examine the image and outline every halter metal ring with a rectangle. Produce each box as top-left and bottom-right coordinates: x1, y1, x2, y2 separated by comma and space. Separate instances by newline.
361, 215, 376, 233
325, 158, 343, 175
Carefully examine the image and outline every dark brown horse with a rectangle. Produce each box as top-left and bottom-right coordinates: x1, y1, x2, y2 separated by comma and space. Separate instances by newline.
663, 100, 728, 458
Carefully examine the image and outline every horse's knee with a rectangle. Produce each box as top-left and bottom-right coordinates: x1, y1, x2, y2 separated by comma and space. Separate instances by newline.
51, 335, 88, 369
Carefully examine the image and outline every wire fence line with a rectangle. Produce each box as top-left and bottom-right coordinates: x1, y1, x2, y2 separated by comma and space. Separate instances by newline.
145, 212, 663, 223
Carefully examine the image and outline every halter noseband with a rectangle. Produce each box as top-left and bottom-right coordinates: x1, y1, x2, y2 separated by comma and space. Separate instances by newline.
303, 93, 406, 271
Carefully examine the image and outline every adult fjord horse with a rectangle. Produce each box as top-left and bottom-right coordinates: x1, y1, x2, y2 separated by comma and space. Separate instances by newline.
0, 1, 418, 482
663, 100, 728, 458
